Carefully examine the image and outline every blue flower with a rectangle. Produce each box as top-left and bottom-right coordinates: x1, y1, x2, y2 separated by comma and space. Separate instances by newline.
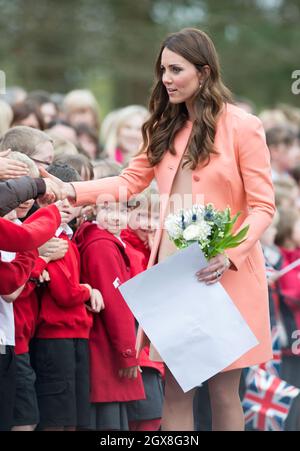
181, 213, 185, 229
204, 211, 214, 221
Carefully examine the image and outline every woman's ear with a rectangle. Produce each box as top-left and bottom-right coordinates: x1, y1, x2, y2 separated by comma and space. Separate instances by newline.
198, 65, 211, 84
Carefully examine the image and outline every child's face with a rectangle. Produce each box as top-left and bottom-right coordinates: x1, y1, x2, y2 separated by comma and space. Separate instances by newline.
4, 210, 17, 221
129, 207, 159, 232
57, 199, 82, 225
129, 207, 159, 241
118, 114, 144, 156
16, 199, 35, 219
33, 141, 54, 168
292, 218, 300, 247
271, 141, 299, 172
96, 202, 128, 235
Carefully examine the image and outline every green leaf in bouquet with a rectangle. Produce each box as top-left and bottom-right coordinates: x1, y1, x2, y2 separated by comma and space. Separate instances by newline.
216, 226, 249, 250
230, 224, 249, 243
224, 211, 241, 235
173, 237, 188, 249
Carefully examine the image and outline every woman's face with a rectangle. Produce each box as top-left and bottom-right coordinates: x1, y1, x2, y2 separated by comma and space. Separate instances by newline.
118, 114, 144, 157
160, 48, 201, 104
40, 102, 57, 127
78, 133, 97, 160
69, 108, 96, 129
17, 113, 40, 129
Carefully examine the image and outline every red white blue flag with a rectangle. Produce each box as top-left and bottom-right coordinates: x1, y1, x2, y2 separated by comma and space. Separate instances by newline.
243, 368, 299, 431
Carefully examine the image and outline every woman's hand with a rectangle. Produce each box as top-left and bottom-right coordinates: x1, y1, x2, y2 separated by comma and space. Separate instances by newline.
118, 366, 140, 379
0, 149, 29, 179
196, 253, 231, 285
39, 167, 76, 202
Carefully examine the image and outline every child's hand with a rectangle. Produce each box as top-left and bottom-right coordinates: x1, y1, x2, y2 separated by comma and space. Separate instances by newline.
81, 283, 92, 296
118, 365, 140, 379
39, 270, 50, 284
38, 238, 68, 262
267, 270, 280, 285
85, 289, 105, 313
0, 149, 29, 179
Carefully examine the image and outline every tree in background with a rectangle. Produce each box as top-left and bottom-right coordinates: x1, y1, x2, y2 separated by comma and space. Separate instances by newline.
0, 0, 299, 112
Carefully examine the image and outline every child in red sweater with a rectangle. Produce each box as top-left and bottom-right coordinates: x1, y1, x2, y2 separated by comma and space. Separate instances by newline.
74, 200, 145, 431
12, 209, 69, 431
121, 187, 164, 431
0, 198, 61, 432
31, 164, 104, 431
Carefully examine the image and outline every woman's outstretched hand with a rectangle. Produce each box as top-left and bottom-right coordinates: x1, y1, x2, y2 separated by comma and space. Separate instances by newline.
39, 167, 76, 203
196, 253, 231, 285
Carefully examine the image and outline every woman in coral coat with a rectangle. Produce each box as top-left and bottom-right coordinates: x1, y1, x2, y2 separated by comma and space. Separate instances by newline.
52, 28, 275, 431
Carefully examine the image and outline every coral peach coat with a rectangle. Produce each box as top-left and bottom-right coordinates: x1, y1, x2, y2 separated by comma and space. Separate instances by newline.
73, 103, 275, 370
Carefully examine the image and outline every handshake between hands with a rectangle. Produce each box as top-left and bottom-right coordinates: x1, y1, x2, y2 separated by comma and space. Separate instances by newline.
39, 167, 76, 206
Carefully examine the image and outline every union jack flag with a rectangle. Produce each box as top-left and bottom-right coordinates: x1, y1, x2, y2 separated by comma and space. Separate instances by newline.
243, 368, 300, 431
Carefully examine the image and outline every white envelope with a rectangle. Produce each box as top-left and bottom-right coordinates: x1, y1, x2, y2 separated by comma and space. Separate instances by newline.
119, 243, 258, 392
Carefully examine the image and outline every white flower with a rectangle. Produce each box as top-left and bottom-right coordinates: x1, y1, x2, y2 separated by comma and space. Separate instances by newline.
165, 214, 183, 239
183, 221, 211, 242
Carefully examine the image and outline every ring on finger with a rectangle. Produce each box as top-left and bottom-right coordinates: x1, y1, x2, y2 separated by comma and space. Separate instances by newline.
214, 270, 222, 278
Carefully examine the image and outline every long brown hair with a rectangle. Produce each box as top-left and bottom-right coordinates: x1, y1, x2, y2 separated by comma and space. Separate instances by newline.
141, 28, 232, 169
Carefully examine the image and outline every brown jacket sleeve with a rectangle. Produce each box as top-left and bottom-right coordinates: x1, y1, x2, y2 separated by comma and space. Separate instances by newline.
0, 176, 46, 217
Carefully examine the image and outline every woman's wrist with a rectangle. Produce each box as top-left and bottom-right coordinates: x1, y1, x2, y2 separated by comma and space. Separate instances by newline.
63, 182, 76, 200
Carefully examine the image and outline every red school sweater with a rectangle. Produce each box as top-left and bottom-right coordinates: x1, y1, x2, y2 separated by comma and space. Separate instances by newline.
74, 222, 145, 403
120, 227, 151, 277
14, 257, 48, 354
35, 232, 92, 339
0, 205, 60, 252
0, 205, 61, 295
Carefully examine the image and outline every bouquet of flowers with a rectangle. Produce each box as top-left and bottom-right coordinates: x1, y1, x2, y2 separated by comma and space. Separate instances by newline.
164, 203, 249, 260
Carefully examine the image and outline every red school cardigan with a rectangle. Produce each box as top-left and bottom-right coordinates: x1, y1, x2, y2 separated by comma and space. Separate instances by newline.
35, 232, 92, 339
13, 257, 48, 354
74, 222, 145, 403
0, 205, 61, 295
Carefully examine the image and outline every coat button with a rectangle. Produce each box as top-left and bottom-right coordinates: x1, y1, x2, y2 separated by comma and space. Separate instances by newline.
193, 175, 200, 182
122, 349, 133, 357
